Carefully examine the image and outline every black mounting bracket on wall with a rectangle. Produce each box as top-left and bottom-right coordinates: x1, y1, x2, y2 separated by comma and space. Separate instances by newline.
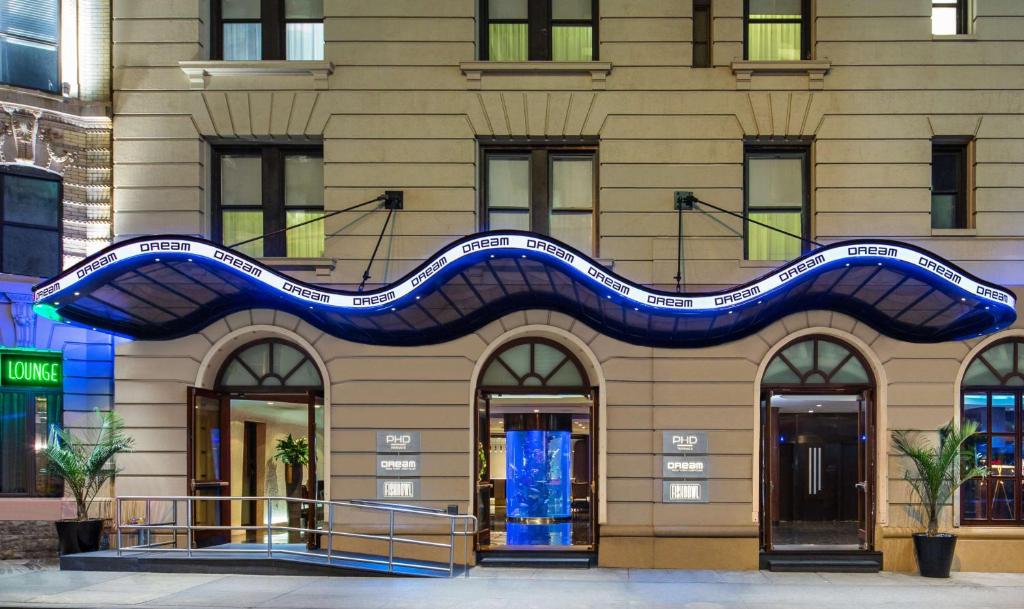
674, 190, 697, 210
384, 190, 404, 209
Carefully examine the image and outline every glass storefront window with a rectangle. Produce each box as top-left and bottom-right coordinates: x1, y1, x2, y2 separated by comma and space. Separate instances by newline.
0, 389, 62, 496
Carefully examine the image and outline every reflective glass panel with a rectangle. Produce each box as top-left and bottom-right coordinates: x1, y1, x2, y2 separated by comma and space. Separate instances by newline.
274, 343, 303, 376
551, 157, 593, 210
963, 359, 1000, 385
930, 194, 957, 229
488, 157, 530, 209
285, 155, 323, 207
222, 210, 263, 257
285, 0, 323, 19
0, 37, 59, 92
481, 360, 518, 386
489, 210, 530, 231
221, 156, 262, 206
748, 211, 801, 260
288, 360, 321, 386
501, 344, 531, 377
552, 26, 592, 61
0, 392, 27, 493
286, 22, 324, 60
286, 210, 325, 258
931, 6, 958, 35
748, 157, 803, 208
239, 342, 271, 376
763, 358, 800, 383
489, 23, 528, 61
223, 23, 262, 60
33, 394, 60, 496
550, 212, 592, 255
547, 362, 585, 387
4, 174, 59, 227
553, 0, 591, 20
489, 0, 528, 20
991, 479, 1015, 520
816, 340, 848, 375
782, 339, 814, 373
222, 0, 260, 19
220, 360, 257, 386
991, 436, 1016, 477
961, 477, 987, 520
533, 343, 567, 378
830, 358, 870, 384
984, 343, 1015, 377
963, 392, 987, 432
3, 225, 58, 276
750, 0, 801, 14
991, 393, 1016, 433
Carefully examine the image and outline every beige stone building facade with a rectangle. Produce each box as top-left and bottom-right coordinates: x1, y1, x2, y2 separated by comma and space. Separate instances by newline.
31, 0, 1023, 572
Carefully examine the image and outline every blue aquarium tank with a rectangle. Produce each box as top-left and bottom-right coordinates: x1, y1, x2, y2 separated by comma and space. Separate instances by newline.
504, 413, 572, 546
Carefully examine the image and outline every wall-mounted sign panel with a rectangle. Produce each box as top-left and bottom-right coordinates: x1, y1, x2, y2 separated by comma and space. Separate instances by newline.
662, 456, 709, 478
376, 455, 420, 477
377, 478, 420, 500
376, 431, 420, 453
663, 480, 709, 503
662, 431, 708, 455
0, 350, 62, 387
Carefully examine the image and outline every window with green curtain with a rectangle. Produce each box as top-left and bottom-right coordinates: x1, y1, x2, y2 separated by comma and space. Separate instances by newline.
552, 26, 592, 61
216, 148, 323, 258
482, 0, 596, 61
489, 23, 528, 61
746, 0, 803, 61
745, 151, 806, 261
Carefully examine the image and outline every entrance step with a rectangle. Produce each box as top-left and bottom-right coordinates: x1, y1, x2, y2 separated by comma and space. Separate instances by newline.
477, 551, 595, 569
761, 551, 882, 573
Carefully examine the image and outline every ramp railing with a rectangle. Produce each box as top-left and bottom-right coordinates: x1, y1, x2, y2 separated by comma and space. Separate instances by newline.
114, 495, 477, 577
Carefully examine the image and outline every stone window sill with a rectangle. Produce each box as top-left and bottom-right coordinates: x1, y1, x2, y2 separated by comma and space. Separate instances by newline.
259, 257, 336, 277
931, 227, 977, 237
179, 60, 334, 90
459, 61, 613, 90
731, 60, 831, 90
932, 34, 977, 41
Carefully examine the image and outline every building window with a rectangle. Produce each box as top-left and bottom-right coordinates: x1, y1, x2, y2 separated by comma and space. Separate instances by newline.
214, 0, 324, 61
0, 390, 62, 496
213, 146, 324, 258
0, 0, 60, 93
744, 0, 809, 61
480, 0, 598, 62
482, 145, 596, 255
961, 339, 1024, 525
932, 0, 968, 35
0, 168, 61, 277
744, 146, 808, 261
693, 0, 712, 68
931, 139, 970, 229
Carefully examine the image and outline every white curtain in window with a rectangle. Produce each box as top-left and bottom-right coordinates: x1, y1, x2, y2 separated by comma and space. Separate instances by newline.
223, 23, 261, 60
286, 22, 324, 60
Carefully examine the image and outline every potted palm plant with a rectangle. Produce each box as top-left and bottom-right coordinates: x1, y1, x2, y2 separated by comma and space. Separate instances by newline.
44, 410, 134, 554
273, 434, 309, 542
892, 419, 987, 577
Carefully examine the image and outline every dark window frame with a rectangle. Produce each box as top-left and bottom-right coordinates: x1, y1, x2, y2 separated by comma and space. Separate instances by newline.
0, 388, 63, 498
933, 0, 969, 35
0, 0, 62, 93
692, 0, 712, 68
479, 140, 599, 256
743, 0, 811, 61
743, 143, 811, 261
212, 144, 323, 258
0, 165, 62, 277
479, 0, 599, 61
211, 0, 323, 61
960, 339, 1024, 526
931, 138, 970, 229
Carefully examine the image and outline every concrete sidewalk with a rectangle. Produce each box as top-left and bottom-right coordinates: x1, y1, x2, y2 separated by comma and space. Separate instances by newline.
2, 563, 1023, 609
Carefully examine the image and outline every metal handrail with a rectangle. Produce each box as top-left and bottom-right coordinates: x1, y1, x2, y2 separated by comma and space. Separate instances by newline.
114, 495, 477, 577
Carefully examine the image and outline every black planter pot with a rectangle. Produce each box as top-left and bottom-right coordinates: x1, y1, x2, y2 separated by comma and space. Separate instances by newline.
55, 519, 104, 555
913, 532, 957, 578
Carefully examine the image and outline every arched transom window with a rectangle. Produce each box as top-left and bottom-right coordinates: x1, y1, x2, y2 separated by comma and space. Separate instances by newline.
763, 336, 871, 386
216, 339, 322, 390
480, 339, 587, 390
961, 338, 1024, 524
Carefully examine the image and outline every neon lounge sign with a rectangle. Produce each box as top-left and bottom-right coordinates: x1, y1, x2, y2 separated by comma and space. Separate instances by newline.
0, 351, 62, 387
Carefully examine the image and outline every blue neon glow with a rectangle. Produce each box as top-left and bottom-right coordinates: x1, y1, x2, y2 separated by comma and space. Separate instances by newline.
507, 522, 572, 546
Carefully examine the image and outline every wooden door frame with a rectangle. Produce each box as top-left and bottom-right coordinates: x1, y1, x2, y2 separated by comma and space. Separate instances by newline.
759, 386, 876, 551
186, 386, 231, 546
473, 386, 598, 551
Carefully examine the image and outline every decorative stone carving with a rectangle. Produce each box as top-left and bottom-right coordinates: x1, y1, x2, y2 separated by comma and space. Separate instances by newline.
8, 293, 37, 347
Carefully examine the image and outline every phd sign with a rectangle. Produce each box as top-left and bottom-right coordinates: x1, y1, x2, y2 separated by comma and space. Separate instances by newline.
1, 351, 62, 387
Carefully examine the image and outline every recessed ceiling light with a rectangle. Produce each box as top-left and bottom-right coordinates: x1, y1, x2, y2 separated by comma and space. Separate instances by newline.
533, 409, 539, 413
815, 404, 822, 408
807, 410, 814, 413
267, 401, 275, 405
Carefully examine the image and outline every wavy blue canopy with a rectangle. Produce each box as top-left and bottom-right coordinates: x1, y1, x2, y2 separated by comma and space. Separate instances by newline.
32, 231, 1016, 347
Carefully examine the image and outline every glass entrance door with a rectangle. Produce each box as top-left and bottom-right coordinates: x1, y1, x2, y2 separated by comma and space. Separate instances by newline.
187, 387, 231, 548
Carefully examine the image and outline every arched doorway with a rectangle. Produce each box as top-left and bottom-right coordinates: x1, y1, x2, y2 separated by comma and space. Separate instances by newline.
187, 339, 324, 548
960, 338, 1024, 525
759, 336, 876, 553
474, 338, 597, 552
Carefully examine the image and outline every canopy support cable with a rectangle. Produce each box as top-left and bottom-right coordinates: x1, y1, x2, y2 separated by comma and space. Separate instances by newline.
358, 206, 397, 292
688, 195, 823, 248
228, 194, 386, 250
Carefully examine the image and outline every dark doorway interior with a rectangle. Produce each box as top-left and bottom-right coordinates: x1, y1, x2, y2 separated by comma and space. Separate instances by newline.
769, 395, 863, 549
